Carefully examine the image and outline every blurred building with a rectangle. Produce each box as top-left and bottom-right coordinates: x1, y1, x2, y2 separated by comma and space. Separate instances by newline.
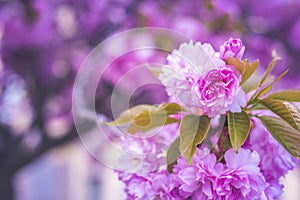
14, 140, 125, 200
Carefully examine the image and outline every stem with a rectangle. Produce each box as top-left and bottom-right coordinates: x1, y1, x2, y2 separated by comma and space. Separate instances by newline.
249, 114, 260, 118
217, 153, 225, 163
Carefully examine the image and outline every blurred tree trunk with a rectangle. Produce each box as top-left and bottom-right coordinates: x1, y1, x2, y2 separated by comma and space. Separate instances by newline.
0, 175, 14, 200
0, 123, 78, 200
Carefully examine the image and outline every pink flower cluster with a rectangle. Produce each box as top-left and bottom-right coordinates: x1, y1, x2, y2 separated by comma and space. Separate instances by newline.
118, 135, 165, 172
172, 148, 266, 200
119, 147, 292, 200
116, 123, 298, 199
114, 118, 298, 199
115, 39, 299, 200
159, 38, 246, 117
118, 170, 176, 200
117, 124, 179, 172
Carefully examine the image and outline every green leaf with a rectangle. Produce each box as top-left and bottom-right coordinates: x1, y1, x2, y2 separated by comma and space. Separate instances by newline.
256, 84, 273, 99
260, 98, 300, 130
226, 58, 259, 85
179, 115, 210, 165
228, 111, 251, 152
105, 105, 153, 126
259, 116, 300, 160
247, 52, 285, 105
253, 69, 289, 100
269, 69, 289, 86
259, 50, 281, 86
126, 103, 183, 134
218, 127, 232, 152
127, 115, 178, 134
147, 65, 162, 77
166, 137, 181, 173
106, 103, 183, 134
267, 90, 300, 102
241, 59, 259, 85
132, 110, 152, 126
226, 57, 244, 73
241, 73, 261, 93
249, 103, 267, 110
160, 103, 184, 115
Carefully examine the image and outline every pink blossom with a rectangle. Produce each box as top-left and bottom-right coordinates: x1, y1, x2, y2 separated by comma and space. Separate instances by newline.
262, 180, 284, 200
193, 67, 240, 117
215, 148, 266, 200
118, 170, 178, 200
220, 38, 245, 60
117, 144, 293, 199
159, 41, 225, 110
118, 135, 164, 172
172, 148, 224, 199
166, 41, 224, 78
117, 123, 179, 172
172, 147, 266, 199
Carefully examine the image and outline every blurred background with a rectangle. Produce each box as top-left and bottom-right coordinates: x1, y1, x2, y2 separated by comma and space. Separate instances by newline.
0, 0, 300, 199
